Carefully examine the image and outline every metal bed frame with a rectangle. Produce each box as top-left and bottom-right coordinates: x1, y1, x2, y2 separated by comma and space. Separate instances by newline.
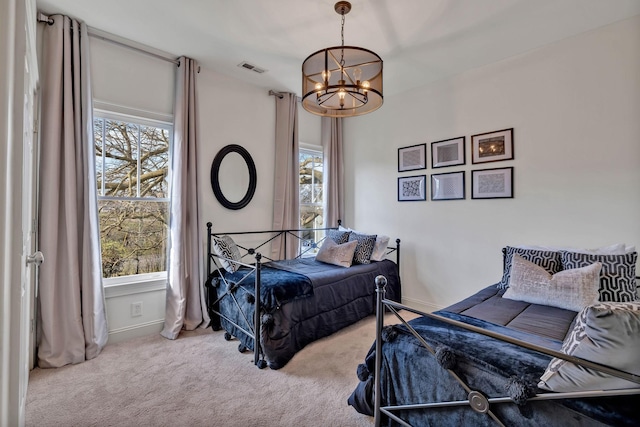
205, 221, 401, 369
372, 275, 640, 427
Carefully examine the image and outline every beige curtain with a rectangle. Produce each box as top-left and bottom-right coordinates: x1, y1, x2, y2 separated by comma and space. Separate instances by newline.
271, 93, 299, 260
322, 117, 344, 227
161, 57, 208, 340
38, 15, 108, 368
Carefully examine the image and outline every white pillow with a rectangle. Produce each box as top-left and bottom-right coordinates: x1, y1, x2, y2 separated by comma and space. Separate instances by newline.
370, 235, 391, 262
503, 254, 601, 312
539, 301, 640, 392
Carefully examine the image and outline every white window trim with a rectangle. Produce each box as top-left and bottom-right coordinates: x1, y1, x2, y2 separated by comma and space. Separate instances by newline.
103, 271, 167, 296
94, 109, 172, 286
94, 100, 173, 125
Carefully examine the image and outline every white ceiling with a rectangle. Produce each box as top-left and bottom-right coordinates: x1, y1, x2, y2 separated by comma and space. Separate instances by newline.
36, 0, 640, 97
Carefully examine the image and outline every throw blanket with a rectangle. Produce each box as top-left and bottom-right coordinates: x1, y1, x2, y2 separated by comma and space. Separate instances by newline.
349, 311, 639, 426
221, 264, 313, 312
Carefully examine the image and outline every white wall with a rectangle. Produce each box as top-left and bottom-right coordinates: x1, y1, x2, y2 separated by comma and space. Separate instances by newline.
344, 15, 640, 311
90, 35, 175, 119
196, 77, 321, 252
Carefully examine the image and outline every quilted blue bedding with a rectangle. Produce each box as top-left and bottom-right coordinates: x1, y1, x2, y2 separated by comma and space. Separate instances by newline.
348, 285, 640, 426
210, 258, 401, 369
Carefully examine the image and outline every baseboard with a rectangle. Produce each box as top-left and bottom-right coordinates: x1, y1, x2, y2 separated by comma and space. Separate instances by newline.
107, 319, 164, 344
401, 296, 443, 314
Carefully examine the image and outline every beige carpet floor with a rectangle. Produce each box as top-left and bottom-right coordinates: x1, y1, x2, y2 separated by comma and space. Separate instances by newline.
26, 311, 417, 427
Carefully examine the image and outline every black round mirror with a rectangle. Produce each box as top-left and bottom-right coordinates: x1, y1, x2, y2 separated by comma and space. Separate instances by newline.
210, 144, 257, 210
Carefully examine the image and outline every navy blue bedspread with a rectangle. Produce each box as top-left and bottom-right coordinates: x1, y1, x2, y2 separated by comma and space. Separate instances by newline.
210, 258, 401, 369
220, 264, 313, 311
348, 287, 640, 426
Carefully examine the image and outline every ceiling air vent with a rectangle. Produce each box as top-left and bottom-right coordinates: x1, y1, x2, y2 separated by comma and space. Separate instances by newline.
238, 61, 266, 74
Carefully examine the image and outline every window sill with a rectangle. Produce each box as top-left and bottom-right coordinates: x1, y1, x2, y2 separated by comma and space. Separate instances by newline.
104, 272, 167, 298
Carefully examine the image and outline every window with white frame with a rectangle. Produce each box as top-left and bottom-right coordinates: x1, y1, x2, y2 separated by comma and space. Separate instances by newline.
93, 113, 171, 279
299, 146, 324, 255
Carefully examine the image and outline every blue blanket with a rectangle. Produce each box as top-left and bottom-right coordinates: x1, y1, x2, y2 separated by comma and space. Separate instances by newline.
221, 264, 313, 311
348, 308, 640, 426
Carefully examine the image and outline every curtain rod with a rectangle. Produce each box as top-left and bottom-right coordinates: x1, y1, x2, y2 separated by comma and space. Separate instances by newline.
269, 90, 302, 103
37, 12, 181, 67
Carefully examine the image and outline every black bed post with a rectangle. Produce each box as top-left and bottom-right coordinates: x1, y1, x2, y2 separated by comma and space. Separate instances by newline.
374, 275, 387, 427
207, 222, 212, 278
395, 238, 401, 273
254, 252, 262, 367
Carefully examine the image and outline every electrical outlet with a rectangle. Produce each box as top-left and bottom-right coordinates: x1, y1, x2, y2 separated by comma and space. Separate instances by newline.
131, 301, 143, 317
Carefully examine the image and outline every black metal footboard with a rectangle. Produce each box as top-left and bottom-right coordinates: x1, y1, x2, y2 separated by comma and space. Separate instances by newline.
373, 276, 640, 427
205, 221, 345, 369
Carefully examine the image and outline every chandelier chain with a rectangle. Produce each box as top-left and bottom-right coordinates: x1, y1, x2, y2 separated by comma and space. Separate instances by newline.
340, 13, 345, 67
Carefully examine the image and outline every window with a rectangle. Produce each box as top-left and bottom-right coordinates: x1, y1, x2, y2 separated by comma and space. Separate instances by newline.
94, 113, 171, 279
299, 146, 324, 254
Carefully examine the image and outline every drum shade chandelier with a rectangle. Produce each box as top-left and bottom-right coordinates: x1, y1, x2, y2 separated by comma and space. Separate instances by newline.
301, 1, 383, 117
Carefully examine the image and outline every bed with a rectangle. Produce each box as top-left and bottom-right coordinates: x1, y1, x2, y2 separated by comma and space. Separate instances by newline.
204, 222, 402, 369
348, 245, 640, 426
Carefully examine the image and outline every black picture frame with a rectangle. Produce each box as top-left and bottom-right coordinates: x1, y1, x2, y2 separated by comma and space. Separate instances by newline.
431, 171, 465, 200
431, 136, 465, 168
471, 128, 514, 164
471, 167, 514, 199
398, 143, 427, 172
398, 175, 427, 201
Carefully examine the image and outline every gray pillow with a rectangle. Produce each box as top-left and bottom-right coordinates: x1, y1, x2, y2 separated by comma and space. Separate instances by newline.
326, 229, 351, 245
212, 235, 242, 273
538, 301, 640, 392
348, 233, 377, 265
315, 239, 358, 268
560, 250, 638, 302
498, 246, 562, 290
503, 254, 601, 312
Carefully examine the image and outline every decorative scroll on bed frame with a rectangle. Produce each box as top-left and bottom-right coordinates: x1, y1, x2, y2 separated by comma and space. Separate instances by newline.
363, 276, 640, 427
205, 222, 402, 369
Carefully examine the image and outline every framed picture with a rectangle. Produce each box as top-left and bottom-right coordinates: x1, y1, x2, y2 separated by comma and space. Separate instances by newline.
398, 144, 426, 172
398, 175, 426, 201
431, 171, 465, 201
471, 128, 514, 164
471, 167, 514, 199
431, 137, 465, 168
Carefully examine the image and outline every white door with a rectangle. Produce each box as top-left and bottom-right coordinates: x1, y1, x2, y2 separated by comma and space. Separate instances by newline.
21, 0, 41, 410
0, 0, 39, 425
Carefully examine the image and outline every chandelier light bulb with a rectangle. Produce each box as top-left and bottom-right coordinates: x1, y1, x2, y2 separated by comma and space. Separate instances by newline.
353, 67, 362, 84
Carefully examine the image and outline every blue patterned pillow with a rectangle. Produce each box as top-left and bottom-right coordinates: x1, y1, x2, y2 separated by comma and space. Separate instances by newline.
326, 229, 351, 244
560, 251, 638, 302
348, 233, 377, 265
498, 246, 562, 289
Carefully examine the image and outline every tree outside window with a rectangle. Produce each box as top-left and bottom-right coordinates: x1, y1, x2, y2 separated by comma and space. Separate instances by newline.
94, 116, 171, 278
299, 147, 323, 254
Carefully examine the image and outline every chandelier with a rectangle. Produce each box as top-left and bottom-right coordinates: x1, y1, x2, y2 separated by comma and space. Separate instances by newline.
301, 1, 383, 117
